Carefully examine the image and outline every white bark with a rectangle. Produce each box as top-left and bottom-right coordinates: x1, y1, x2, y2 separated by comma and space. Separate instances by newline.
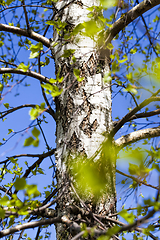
51, 0, 115, 239
53, 0, 112, 174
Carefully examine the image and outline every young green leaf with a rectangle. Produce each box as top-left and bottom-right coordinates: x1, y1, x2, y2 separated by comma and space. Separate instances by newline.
14, 177, 26, 191
3, 103, 10, 109
32, 127, 40, 138
24, 137, 34, 147
17, 62, 30, 72
29, 42, 43, 59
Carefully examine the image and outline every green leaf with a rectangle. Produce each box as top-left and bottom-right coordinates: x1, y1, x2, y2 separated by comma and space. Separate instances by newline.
0, 196, 9, 206
30, 51, 40, 59
130, 48, 137, 54
42, 83, 63, 97
24, 137, 34, 147
45, 20, 55, 25
100, 0, 117, 8
3, 103, 10, 109
126, 72, 133, 82
32, 127, 40, 138
17, 62, 30, 72
0, 83, 3, 91
49, 78, 57, 84
73, 68, 84, 82
124, 84, 138, 95
118, 57, 128, 63
32, 138, 39, 147
40, 102, 45, 109
103, 72, 112, 83
6, 0, 14, 5
107, 43, 114, 50
82, 20, 102, 38
73, 68, 80, 77
29, 42, 43, 59
51, 87, 63, 97
72, 23, 84, 35
26, 184, 40, 197
41, 83, 53, 91
129, 163, 140, 176
61, 49, 75, 58
153, 15, 159, 23
0, 207, 5, 219
0, 41, 4, 47
119, 209, 135, 224
29, 108, 39, 120
14, 178, 26, 190
7, 129, 14, 135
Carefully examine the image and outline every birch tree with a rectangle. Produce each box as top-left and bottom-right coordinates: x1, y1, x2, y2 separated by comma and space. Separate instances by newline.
0, 0, 159, 239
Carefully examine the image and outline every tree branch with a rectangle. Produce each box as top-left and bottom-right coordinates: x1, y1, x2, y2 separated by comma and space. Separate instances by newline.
0, 104, 37, 118
105, 0, 160, 45
117, 191, 160, 239
114, 108, 160, 125
116, 169, 159, 190
0, 24, 50, 48
111, 92, 160, 136
22, 0, 30, 32
0, 68, 51, 83
1, 148, 55, 165
0, 217, 61, 238
115, 126, 160, 149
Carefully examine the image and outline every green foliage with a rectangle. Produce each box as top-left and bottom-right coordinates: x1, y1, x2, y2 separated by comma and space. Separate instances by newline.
73, 68, 84, 82
29, 42, 43, 59
17, 62, 30, 72
98, 226, 121, 240
70, 140, 116, 200
29, 103, 46, 120
24, 127, 40, 147
3, 103, 10, 109
41, 83, 63, 97
99, 0, 117, 8
119, 209, 135, 224
14, 177, 26, 191
82, 20, 103, 39
61, 49, 75, 58
7, 128, 14, 135
0, 207, 5, 219
46, 19, 67, 35
0, 83, 3, 91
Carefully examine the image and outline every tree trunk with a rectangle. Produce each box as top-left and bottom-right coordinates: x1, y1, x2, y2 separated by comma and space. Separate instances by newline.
51, 0, 116, 239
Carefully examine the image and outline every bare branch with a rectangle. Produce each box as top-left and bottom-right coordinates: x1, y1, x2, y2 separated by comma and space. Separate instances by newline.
115, 126, 160, 148
136, 0, 159, 57
0, 24, 50, 48
0, 59, 18, 67
105, 0, 160, 45
0, 217, 61, 238
0, 104, 36, 118
22, 0, 30, 32
111, 93, 160, 136
0, 68, 51, 83
1, 148, 55, 165
115, 108, 160, 124
116, 169, 159, 190
0, 186, 12, 197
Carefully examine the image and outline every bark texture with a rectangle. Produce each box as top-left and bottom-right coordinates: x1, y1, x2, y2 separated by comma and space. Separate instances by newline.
51, 0, 116, 239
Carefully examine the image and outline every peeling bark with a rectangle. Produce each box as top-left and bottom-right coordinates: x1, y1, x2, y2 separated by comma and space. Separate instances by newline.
51, 0, 116, 239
